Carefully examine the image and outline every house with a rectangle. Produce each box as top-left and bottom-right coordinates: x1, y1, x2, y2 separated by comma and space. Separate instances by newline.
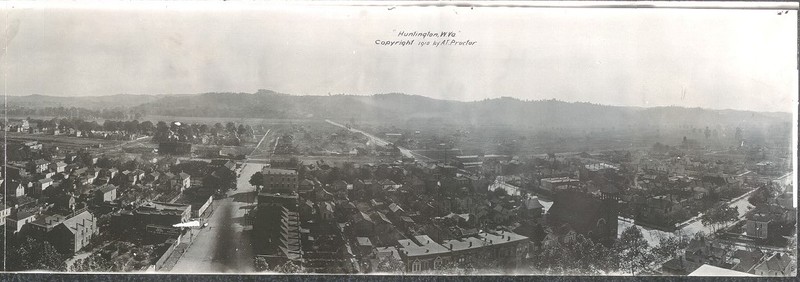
94, 184, 118, 203
730, 249, 766, 274
684, 237, 734, 268
36, 178, 54, 193
0, 204, 11, 226
519, 197, 544, 219
107, 168, 119, 179
298, 179, 315, 194
378, 179, 401, 191
318, 202, 335, 221
49, 161, 68, 173
744, 205, 793, 241
637, 195, 685, 227
179, 172, 191, 190
46, 211, 99, 254
688, 264, 755, 276
745, 213, 772, 239
539, 177, 580, 192
30, 159, 50, 173
7, 211, 37, 233
145, 171, 161, 184
351, 211, 375, 236
210, 159, 236, 171
331, 180, 352, 192
355, 237, 374, 258
8, 180, 25, 197
488, 180, 521, 196
751, 253, 792, 276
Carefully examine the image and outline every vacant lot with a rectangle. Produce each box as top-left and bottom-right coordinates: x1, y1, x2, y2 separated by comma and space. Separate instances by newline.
5, 132, 123, 149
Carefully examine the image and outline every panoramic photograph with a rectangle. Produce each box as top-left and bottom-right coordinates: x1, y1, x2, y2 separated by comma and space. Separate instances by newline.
0, 1, 797, 277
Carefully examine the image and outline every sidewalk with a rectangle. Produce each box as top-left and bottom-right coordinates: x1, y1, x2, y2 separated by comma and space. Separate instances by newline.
157, 242, 189, 272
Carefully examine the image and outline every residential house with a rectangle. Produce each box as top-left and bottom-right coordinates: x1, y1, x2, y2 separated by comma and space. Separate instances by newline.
298, 179, 315, 194
178, 172, 191, 190
30, 159, 50, 174
318, 202, 335, 221
94, 184, 118, 203
36, 178, 54, 194
519, 197, 544, 219
730, 249, 767, 274
49, 161, 67, 173
331, 180, 352, 192
7, 211, 37, 233
752, 253, 792, 276
9, 180, 25, 197
0, 204, 11, 226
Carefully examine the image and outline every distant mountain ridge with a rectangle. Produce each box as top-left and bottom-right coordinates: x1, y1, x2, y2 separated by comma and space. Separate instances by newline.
6, 94, 172, 109
7, 90, 790, 130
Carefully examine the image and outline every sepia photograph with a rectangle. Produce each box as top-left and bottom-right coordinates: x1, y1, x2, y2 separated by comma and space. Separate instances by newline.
0, 0, 797, 277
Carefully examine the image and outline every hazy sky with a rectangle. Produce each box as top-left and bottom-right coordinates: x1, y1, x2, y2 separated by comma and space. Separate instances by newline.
1, 2, 797, 112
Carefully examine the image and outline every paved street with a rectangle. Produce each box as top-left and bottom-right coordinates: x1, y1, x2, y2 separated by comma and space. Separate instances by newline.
169, 162, 261, 273
170, 130, 272, 273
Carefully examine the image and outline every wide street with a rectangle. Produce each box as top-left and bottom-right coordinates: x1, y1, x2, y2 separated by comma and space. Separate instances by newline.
170, 130, 271, 273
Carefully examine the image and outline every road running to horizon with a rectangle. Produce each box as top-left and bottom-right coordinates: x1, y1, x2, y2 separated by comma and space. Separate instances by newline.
170, 130, 272, 273
325, 119, 434, 162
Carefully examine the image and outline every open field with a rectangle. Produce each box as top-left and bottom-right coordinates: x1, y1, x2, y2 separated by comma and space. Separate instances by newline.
4, 132, 123, 148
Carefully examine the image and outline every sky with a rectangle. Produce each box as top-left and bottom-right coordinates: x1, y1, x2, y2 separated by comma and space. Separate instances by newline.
0, 2, 797, 112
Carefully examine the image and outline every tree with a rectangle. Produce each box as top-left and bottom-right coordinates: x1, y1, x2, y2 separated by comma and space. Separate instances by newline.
273, 260, 304, 273
530, 234, 618, 275
652, 233, 690, 263
225, 122, 236, 133
701, 205, 740, 234
373, 253, 405, 273
249, 171, 263, 189
139, 121, 155, 135
8, 237, 67, 271
254, 257, 270, 272
615, 226, 654, 275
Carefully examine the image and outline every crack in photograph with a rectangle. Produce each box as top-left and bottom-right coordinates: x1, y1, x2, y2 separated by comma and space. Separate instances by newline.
0, 0, 797, 277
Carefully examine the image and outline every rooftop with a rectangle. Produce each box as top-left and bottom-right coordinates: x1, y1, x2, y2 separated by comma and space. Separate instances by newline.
262, 168, 297, 175
689, 264, 755, 277
398, 235, 450, 257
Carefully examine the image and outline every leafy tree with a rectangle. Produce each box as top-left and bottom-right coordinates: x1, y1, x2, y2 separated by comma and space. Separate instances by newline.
225, 122, 236, 133
139, 121, 155, 134
651, 233, 690, 263
373, 253, 405, 273
254, 257, 270, 272
615, 226, 654, 275
701, 205, 740, 234
213, 123, 224, 134
273, 260, 304, 273
530, 234, 618, 275
249, 172, 263, 189
8, 237, 67, 271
